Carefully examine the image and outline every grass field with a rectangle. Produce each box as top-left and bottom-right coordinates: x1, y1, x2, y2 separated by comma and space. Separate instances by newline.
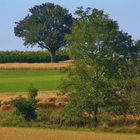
0, 127, 139, 140
0, 70, 65, 92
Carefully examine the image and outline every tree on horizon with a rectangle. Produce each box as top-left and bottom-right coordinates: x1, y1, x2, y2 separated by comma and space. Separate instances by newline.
14, 3, 73, 62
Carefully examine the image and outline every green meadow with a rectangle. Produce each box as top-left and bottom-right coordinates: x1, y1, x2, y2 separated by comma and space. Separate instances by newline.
0, 70, 65, 92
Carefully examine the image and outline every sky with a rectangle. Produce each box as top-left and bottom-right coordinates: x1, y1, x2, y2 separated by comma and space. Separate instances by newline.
0, 0, 140, 51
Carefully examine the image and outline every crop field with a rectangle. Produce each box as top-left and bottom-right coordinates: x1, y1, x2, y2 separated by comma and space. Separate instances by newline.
0, 70, 65, 92
0, 92, 68, 111
0, 60, 72, 70
0, 127, 140, 140
0, 61, 72, 93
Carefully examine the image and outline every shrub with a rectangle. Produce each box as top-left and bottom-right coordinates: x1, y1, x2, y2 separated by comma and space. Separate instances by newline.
136, 116, 140, 127
36, 109, 52, 123
0, 109, 29, 127
49, 109, 63, 125
28, 85, 38, 99
11, 96, 36, 121
11, 85, 38, 121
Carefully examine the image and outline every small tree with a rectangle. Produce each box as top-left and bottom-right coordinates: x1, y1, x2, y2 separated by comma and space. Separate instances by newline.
11, 85, 38, 121
129, 40, 140, 115
60, 7, 138, 127
14, 3, 73, 62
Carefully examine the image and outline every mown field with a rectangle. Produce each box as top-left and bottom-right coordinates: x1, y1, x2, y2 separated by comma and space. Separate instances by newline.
0, 70, 65, 92
0, 127, 140, 140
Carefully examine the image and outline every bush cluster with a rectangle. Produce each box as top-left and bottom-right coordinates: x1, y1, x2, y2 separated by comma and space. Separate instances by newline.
1, 108, 140, 134
0, 50, 69, 63
11, 85, 38, 121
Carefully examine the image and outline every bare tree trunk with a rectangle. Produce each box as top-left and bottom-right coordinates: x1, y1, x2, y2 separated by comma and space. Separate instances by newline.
93, 103, 99, 127
50, 50, 56, 63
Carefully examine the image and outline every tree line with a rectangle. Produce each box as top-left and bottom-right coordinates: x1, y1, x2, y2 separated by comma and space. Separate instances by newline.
0, 50, 69, 63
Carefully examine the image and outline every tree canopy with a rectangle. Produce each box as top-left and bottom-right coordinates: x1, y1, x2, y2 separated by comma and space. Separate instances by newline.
14, 3, 73, 62
60, 7, 138, 126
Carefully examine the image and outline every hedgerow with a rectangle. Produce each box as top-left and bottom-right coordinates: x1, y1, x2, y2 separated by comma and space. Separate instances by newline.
0, 50, 69, 63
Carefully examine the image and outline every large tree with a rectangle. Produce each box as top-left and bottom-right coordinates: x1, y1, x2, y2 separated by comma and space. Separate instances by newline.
60, 7, 138, 127
14, 3, 73, 62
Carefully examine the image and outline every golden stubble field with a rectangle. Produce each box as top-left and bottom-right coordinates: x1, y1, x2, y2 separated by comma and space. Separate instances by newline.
0, 60, 73, 70
0, 127, 140, 140
0, 91, 69, 111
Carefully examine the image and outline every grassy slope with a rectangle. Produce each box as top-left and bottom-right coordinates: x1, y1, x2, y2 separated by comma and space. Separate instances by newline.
0, 127, 139, 140
0, 70, 65, 92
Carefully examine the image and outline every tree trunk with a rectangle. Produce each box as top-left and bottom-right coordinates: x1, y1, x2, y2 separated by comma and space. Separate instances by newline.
50, 51, 56, 63
93, 103, 99, 127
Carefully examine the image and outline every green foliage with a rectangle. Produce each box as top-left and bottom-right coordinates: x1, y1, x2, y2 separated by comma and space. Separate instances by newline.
11, 85, 38, 121
36, 109, 52, 123
60, 7, 138, 127
0, 108, 140, 133
28, 84, 38, 99
0, 110, 28, 127
49, 109, 63, 125
0, 50, 69, 63
129, 77, 140, 115
11, 96, 36, 121
0, 109, 51, 127
14, 3, 73, 62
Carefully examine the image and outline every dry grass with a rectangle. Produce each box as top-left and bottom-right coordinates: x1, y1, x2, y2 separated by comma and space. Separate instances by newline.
0, 91, 68, 111
0, 92, 140, 127
109, 115, 136, 126
0, 127, 139, 140
0, 91, 57, 101
0, 60, 73, 70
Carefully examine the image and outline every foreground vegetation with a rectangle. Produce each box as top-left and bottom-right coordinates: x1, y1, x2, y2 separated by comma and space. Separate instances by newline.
0, 108, 140, 134
0, 70, 65, 92
0, 85, 139, 134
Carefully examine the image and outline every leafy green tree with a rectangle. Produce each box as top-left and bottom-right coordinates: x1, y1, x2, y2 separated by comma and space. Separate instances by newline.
60, 7, 138, 127
135, 40, 140, 50
14, 3, 73, 62
129, 40, 140, 114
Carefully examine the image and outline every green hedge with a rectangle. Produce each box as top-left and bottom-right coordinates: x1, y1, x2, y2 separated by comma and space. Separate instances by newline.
0, 50, 69, 63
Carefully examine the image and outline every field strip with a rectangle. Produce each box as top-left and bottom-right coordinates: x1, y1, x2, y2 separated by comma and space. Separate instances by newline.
0, 90, 68, 111
0, 127, 140, 140
0, 91, 58, 100
0, 60, 72, 70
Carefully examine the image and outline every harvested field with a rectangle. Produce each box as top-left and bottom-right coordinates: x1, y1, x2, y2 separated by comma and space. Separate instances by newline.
0, 91, 68, 111
0, 91, 58, 100
0, 127, 139, 140
0, 60, 72, 70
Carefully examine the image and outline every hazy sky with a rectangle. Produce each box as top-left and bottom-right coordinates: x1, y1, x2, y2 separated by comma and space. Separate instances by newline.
0, 0, 140, 51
